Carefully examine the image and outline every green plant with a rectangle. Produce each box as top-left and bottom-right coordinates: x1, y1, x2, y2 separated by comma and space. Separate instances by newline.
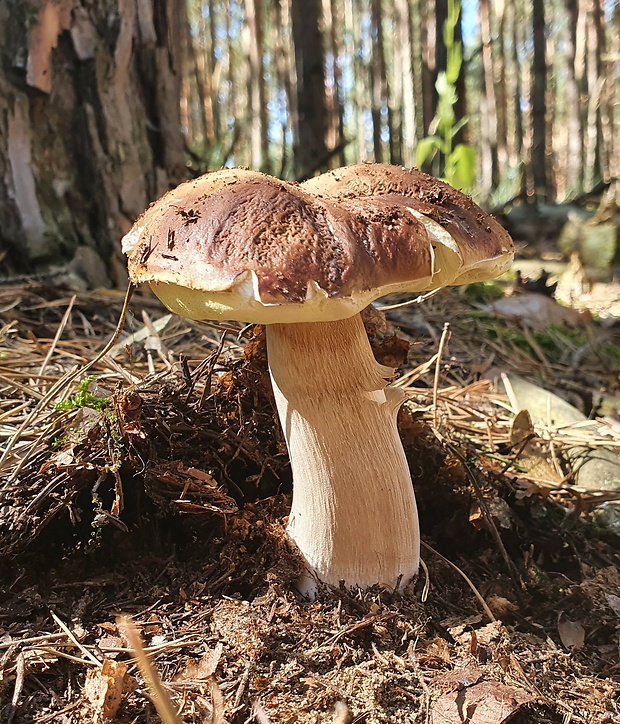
55, 376, 110, 412
461, 280, 505, 303
416, 0, 476, 192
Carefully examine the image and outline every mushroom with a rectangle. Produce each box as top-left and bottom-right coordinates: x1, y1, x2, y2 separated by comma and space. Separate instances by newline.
123, 163, 514, 593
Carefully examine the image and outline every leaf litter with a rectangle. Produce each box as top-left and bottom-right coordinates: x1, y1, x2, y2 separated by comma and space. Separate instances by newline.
0, 281, 618, 723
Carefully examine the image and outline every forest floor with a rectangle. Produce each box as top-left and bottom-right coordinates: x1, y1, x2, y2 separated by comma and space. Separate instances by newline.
0, 245, 619, 723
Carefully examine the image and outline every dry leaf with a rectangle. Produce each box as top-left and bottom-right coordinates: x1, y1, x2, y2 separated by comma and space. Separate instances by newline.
508, 409, 562, 484
557, 618, 585, 649
469, 496, 513, 531
430, 668, 534, 724
186, 467, 218, 486
411, 637, 453, 666
486, 596, 519, 620
606, 594, 620, 618
488, 293, 589, 329
176, 643, 223, 681
83, 659, 128, 722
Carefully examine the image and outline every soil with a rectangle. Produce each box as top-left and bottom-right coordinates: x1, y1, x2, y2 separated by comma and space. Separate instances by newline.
0, 281, 619, 723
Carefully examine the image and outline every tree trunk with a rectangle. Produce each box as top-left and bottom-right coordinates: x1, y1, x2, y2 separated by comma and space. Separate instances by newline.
493, 1, 508, 177
395, 0, 417, 166
350, 0, 370, 161
564, 0, 583, 196
291, 0, 329, 178
322, 0, 346, 168
451, 1, 467, 146
479, 0, 498, 193
512, 0, 527, 197
370, 0, 387, 162
245, 0, 270, 172
0, 0, 186, 282
421, 0, 437, 135
530, 0, 548, 198
612, 0, 620, 202
584, 0, 605, 189
273, 0, 297, 177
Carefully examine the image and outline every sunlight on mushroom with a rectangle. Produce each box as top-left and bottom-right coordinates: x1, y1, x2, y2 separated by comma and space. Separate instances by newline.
123, 163, 514, 595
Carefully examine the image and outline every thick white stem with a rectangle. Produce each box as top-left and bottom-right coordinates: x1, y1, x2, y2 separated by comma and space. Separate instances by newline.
266, 314, 420, 590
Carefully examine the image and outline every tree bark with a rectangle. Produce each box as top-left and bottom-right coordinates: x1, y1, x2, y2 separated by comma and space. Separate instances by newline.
612, 0, 620, 202
0, 0, 186, 281
245, 0, 270, 172
395, 0, 417, 166
584, 0, 605, 189
479, 0, 498, 193
291, 0, 329, 178
493, 1, 508, 177
563, 0, 583, 196
370, 0, 388, 162
530, 0, 548, 198
421, 0, 437, 135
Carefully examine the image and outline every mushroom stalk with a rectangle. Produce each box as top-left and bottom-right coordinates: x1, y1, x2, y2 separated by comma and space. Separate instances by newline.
266, 313, 420, 590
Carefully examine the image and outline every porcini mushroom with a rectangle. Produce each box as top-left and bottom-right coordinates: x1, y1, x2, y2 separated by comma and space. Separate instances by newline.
123, 164, 514, 593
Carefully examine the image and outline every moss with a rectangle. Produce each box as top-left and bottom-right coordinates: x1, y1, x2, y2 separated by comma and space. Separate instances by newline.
55, 376, 110, 412
606, 344, 620, 361
461, 280, 506, 303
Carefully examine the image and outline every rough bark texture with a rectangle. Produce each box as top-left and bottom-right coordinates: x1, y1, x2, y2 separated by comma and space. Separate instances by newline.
0, 0, 186, 283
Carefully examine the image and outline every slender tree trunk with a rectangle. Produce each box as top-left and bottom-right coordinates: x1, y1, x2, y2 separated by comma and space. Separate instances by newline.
245, 0, 270, 172
196, 1, 216, 145
0, 0, 185, 280
409, 0, 425, 144
273, 0, 297, 177
396, 0, 417, 166
351, 0, 369, 161
229, 0, 251, 166
179, 4, 195, 149
322, 0, 346, 167
545, 8, 557, 198
186, 9, 211, 148
530, 0, 548, 198
479, 0, 499, 193
564, 0, 583, 195
421, 0, 437, 134
494, 0, 508, 177
373, 0, 398, 163
611, 1, 620, 201
584, 0, 605, 188
291, 0, 329, 177
452, 1, 467, 146
370, 0, 387, 162
434, 0, 448, 100
598, 0, 613, 188
512, 3, 526, 197
331, 0, 347, 166
208, 0, 220, 139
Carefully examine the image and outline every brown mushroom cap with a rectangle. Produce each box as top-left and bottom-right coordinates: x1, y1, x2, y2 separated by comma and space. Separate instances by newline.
301, 163, 514, 286
123, 164, 514, 324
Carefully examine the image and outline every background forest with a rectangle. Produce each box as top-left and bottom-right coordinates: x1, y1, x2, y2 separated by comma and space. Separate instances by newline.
0, 0, 619, 278
183, 0, 620, 202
